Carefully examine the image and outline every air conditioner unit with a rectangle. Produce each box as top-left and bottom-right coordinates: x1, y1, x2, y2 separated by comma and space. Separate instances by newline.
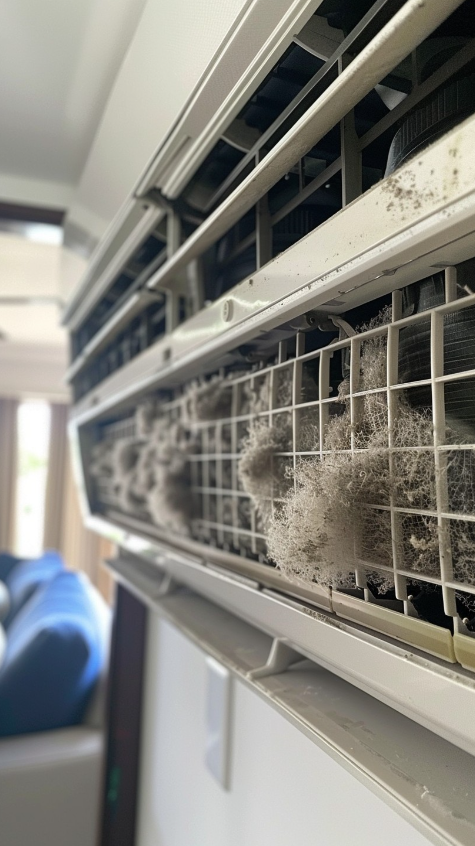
65, 0, 475, 781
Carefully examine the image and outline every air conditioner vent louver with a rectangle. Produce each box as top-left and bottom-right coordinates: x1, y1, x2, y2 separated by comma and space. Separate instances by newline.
71, 226, 167, 360
67, 0, 475, 409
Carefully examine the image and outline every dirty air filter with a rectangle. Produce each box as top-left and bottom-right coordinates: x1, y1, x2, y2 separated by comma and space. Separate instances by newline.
87, 267, 475, 664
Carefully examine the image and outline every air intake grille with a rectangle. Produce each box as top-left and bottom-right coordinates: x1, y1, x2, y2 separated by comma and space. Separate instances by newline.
87, 267, 475, 652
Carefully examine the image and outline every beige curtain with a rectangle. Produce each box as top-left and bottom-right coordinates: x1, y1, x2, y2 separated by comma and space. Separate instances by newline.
43, 403, 114, 603
60, 447, 114, 603
0, 397, 19, 550
43, 403, 69, 549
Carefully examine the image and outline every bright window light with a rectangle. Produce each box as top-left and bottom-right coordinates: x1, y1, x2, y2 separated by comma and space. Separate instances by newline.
15, 401, 51, 558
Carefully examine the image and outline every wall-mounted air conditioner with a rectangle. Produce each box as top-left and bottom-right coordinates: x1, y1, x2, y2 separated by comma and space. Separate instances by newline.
64, 0, 475, 776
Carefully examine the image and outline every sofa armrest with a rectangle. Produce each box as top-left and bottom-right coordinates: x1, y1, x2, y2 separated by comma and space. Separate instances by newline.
0, 726, 104, 846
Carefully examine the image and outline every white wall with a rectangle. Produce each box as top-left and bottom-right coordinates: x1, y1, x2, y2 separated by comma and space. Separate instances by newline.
137, 614, 432, 846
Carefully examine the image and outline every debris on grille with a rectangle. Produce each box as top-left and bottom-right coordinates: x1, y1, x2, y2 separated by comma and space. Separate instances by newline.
266, 318, 475, 594
89, 279, 475, 633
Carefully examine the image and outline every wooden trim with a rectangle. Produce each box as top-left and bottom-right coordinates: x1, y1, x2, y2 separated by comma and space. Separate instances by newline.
0, 201, 64, 226
99, 585, 147, 846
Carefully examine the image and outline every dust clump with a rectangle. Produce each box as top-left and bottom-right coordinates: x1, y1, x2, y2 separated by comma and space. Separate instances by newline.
135, 399, 158, 437
260, 312, 475, 588
184, 376, 233, 422
144, 419, 197, 532
238, 421, 291, 525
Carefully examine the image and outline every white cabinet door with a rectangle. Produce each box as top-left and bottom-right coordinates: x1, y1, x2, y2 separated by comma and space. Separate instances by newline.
137, 614, 433, 846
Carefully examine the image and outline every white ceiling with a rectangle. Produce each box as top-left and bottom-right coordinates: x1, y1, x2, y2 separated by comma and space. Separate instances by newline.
0, 0, 147, 197
0, 232, 66, 346
0, 303, 66, 346
0, 0, 147, 392
0, 230, 69, 398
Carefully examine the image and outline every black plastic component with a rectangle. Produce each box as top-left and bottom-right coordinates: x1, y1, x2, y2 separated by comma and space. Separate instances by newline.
385, 72, 475, 175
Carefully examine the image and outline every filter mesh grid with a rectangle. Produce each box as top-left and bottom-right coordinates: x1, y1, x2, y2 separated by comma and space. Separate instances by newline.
92, 270, 475, 635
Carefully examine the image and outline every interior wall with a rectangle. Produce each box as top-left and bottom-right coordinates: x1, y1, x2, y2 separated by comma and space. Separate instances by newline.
136, 614, 432, 846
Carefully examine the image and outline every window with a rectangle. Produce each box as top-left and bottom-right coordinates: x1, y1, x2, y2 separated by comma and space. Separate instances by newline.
15, 400, 51, 558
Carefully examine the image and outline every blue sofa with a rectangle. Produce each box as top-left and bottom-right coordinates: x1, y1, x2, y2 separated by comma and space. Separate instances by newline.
0, 551, 111, 846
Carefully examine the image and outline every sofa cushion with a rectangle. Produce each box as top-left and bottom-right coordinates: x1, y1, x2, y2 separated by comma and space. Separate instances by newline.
0, 571, 108, 737
3, 551, 64, 628
0, 553, 22, 582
